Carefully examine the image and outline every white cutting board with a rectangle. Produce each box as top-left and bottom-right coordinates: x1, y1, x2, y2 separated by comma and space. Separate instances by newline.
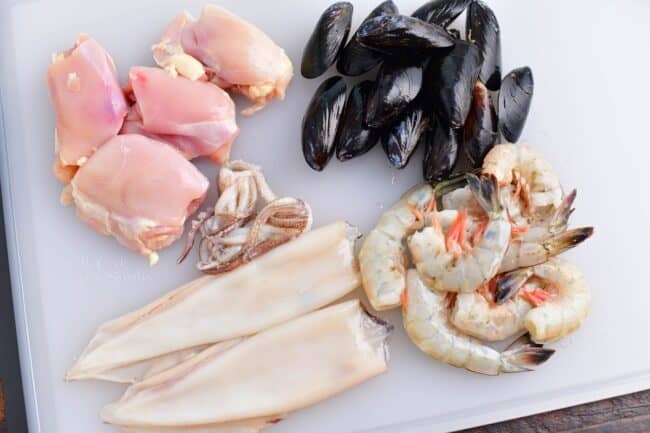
0, 0, 648, 432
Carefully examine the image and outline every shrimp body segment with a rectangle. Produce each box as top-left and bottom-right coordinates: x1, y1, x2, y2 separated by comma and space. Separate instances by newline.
408, 175, 510, 293
402, 270, 554, 375
359, 184, 434, 311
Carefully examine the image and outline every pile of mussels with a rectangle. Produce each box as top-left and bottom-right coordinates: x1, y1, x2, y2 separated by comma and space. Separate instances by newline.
300, 0, 533, 181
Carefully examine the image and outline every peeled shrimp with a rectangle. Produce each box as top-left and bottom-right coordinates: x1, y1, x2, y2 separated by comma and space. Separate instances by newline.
402, 270, 553, 375
359, 184, 434, 311
483, 143, 562, 209
497, 258, 591, 343
101, 300, 390, 427
408, 175, 510, 293
66, 221, 360, 382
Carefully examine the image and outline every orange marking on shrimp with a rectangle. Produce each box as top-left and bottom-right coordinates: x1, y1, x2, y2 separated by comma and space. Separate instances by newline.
472, 218, 489, 246
522, 287, 551, 307
407, 204, 424, 224
401, 289, 409, 314
426, 196, 436, 213
446, 209, 468, 255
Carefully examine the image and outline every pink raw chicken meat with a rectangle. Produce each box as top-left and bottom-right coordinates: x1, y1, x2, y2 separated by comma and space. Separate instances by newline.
47, 34, 127, 183
153, 5, 293, 115
122, 66, 239, 163
69, 134, 209, 265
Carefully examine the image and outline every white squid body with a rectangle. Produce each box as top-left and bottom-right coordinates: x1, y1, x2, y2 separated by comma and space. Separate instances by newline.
153, 5, 293, 115
66, 221, 360, 382
101, 300, 391, 429
122, 66, 239, 164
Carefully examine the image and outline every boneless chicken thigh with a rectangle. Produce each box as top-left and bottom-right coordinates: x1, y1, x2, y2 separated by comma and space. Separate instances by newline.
153, 5, 293, 115
122, 67, 239, 163
47, 35, 127, 182
70, 134, 209, 265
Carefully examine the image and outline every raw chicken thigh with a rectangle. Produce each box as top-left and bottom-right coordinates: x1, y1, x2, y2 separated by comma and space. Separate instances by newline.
153, 5, 293, 115
122, 67, 239, 163
69, 134, 209, 265
47, 35, 127, 182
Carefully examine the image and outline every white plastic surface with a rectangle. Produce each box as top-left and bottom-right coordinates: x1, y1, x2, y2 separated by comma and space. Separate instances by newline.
0, 1, 649, 432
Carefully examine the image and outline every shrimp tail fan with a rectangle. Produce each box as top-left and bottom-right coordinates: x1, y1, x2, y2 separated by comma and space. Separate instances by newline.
467, 173, 503, 215
500, 333, 555, 373
543, 227, 594, 257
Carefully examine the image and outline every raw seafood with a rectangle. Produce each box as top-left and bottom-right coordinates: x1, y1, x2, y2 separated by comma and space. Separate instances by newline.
302, 76, 347, 171
381, 106, 429, 169
408, 174, 510, 293
359, 183, 434, 311
47, 35, 127, 182
101, 300, 391, 427
411, 0, 471, 27
67, 134, 208, 265
66, 221, 360, 382
463, 80, 498, 167
122, 67, 239, 164
497, 258, 591, 343
179, 161, 312, 273
301, 2, 353, 79
422, 115, 460, 182
335, 80, 379, 161
153, 5, 293, 115
356, 14, 455, 53
118, 417, 281, 433
337, 1, 398, 76
466, 0, 502, 90
402, 269, 553, 375
365, 62, 423, 129
424, 40, 481, 128
498, 67, 534, 142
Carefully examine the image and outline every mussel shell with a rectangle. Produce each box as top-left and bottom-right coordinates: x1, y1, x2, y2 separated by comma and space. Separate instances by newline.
337, 1, 399, 76
447, 28, 461, 40
302, 76, 347, 171
382, 106, 429, 169
466, 0, 502, 90
463, 80, 498, 167
335, 80, 379, 161
366, 62, 423, 129
498, 66, 534, 142
424, 40, 482, 128
301, 2, 353, 79
412, 0, 471, 28
357, 14, 455, 54
423, 115, 460, 181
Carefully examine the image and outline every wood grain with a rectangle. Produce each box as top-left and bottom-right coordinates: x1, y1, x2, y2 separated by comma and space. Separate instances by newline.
457, 389, 650, 433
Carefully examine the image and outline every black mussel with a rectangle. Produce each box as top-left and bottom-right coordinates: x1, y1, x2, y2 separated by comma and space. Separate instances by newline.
423, 115, 460, 181
337, 1, 399, 76
412, 0, 471, 28
425, 40, 481, 128
382, 106, 429, 169
498, 66, 534, 142
301, 2, 353, 79
447, 28, 461, 39
336, 80, 379, 161
357, 14, 455, 54
463, 81, 498, 166
366, 62, 423, 128
466, 0, 502, 90
302, 76, 347, 171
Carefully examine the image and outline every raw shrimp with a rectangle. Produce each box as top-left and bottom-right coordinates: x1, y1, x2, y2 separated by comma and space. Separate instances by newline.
482, 143, 562, 209
496, 258, 590, 343
359, 183, 435, 311
408, 174, 510, 293
441, 174, 594, 273
402, 270, 554, 375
